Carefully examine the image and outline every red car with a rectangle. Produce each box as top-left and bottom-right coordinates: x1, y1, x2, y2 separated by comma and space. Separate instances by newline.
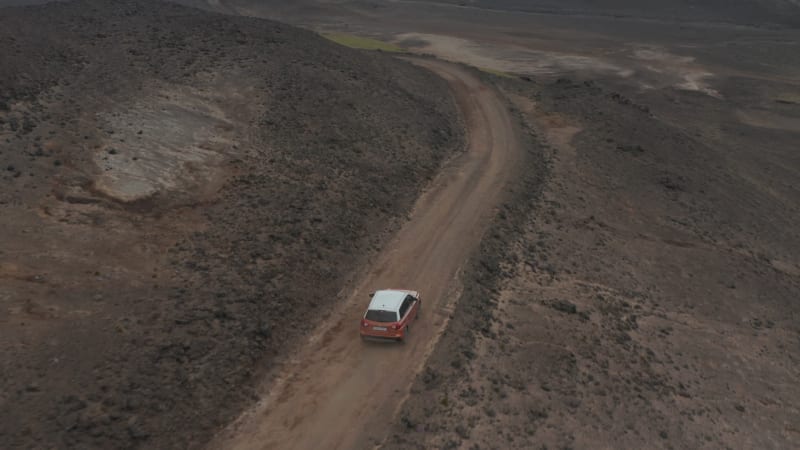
360, 289, 421, 342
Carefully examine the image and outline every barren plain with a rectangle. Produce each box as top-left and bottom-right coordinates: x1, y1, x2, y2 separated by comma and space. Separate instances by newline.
2, 1, 799, 449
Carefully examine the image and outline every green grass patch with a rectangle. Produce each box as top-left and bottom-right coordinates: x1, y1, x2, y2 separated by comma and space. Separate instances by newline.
477, 66, 514, 78
775, 93, 800, 105
322, 33, 404, 52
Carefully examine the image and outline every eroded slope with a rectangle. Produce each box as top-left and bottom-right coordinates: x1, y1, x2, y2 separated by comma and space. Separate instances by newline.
0, 1, 463, 448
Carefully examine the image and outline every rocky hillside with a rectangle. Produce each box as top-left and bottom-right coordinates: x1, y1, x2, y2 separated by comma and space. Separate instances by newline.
0, 1, 463, 448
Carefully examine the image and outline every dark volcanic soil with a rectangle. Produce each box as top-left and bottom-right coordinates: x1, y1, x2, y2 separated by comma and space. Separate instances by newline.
4, 0, 800, 449
386, 70, 800, 449
0, 1, 463, 448
222, 2, 800, 448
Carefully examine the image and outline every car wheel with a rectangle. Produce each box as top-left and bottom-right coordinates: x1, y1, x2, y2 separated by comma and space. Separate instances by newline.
396, 326, 407, 343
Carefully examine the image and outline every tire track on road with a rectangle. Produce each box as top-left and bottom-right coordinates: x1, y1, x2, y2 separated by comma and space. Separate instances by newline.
210, 58, 523, 450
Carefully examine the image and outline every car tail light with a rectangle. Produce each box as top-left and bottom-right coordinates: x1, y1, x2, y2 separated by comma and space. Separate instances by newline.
391, 323, 400, 330
361, 320, 368, 327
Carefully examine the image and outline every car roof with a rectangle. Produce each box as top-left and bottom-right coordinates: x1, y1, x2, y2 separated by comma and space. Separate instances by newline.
367, 289, 413, 313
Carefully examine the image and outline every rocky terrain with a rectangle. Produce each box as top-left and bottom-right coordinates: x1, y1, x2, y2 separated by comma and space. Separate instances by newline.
386, 66, 800, 450
220, 2, 800, 448
3, 0, 800, 448
0, 1, 463, 448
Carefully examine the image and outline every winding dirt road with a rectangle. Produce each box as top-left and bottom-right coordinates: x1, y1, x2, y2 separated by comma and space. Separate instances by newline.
210, 59, 523, 450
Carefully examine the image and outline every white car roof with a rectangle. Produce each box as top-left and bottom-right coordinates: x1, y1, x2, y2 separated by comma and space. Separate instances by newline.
367, 289, 417, 312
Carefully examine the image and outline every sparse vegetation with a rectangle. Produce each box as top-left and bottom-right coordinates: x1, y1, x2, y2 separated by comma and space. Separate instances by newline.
478, 66, 513, 78
775, 93, 800, 104
0, 1, 462, 448
385, 61, 800, 449
321, 32, 405, 52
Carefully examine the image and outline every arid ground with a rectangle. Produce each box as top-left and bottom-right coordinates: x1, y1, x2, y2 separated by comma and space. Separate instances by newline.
2, 0, 799, 449
1, 1, 464, 448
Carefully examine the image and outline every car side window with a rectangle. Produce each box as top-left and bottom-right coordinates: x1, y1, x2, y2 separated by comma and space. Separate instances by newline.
400, 296, 414, 318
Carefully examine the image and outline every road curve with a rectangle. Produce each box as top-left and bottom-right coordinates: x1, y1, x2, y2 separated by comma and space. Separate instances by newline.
209, 59, 523, 450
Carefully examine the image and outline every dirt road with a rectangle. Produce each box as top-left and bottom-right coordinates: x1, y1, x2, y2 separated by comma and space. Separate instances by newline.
210, 59, 523, 449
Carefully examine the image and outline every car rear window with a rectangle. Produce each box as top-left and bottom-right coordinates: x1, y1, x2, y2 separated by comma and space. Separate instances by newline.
365, 309, 397, 323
